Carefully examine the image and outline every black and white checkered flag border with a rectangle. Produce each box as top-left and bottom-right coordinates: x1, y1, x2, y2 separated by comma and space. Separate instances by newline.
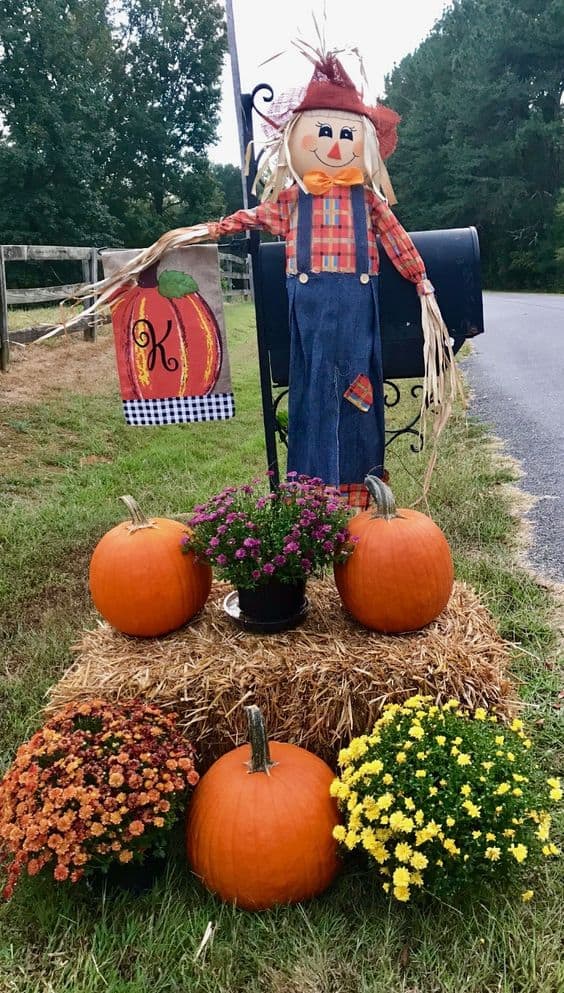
123, 393, 235, 426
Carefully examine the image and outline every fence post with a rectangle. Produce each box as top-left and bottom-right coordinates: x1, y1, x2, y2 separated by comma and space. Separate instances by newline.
226, 257, 234, 301
0, 246, 9, 372
81, 247, 98, 341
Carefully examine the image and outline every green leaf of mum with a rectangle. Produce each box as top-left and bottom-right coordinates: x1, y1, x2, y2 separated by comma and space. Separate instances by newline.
158, 270, 199, 298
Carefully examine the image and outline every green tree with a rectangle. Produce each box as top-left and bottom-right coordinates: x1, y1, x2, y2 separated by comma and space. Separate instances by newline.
106, 0, 227, 245
211, 162, 245, 216
0, 0, 117, 247
554, 187, 564, 270
385, 0, 564, 290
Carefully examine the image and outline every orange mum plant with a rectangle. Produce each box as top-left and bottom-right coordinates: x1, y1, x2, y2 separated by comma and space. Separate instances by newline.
0, 699, 199, 900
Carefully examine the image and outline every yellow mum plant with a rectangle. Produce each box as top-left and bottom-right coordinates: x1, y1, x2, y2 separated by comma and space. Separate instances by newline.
331, 696, 561, 903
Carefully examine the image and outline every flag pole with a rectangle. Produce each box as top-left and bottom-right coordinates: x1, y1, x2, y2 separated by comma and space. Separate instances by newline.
223, 2, 279, 485
224, 0, 249, 208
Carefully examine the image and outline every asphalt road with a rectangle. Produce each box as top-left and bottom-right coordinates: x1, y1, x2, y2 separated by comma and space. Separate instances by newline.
462, 291, 564, 583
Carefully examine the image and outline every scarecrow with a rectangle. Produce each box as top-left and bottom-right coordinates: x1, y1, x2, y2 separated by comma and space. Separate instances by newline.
205, 51, 461, 505
74, 47, 460, 505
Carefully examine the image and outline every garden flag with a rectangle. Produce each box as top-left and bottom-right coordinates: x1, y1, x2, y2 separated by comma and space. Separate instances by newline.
101, 246, 234, 426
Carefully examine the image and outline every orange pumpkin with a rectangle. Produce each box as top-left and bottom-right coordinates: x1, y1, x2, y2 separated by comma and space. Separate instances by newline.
89, 495, 211, 637
186, 706, 341, 910
334, 475, 454, 633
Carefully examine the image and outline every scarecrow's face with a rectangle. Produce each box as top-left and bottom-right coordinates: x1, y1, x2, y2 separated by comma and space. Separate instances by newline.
289, 110, 365, 178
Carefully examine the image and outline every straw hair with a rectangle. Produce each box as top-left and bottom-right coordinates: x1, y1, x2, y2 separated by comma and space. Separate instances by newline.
418, 290, 467, 494
45, 579, 518, 771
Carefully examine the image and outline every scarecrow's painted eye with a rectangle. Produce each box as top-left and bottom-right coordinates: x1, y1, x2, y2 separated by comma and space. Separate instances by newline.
340, 127, 354, 140
318, 124, 333, 138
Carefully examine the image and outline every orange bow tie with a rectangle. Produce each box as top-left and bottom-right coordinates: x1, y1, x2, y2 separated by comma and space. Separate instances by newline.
302, 167, 364, 195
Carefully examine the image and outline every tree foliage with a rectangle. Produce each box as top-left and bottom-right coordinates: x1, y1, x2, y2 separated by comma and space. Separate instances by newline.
106, 0, 227, 245
0, 0, 227, 258
3, 0, 561, 293
0, 0, 117, 246
211, 162, 245, 217
385, 0, 564, 289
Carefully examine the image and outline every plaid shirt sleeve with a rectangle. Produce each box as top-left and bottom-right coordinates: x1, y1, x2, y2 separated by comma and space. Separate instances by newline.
217, 195, 291, 238
370, 195, 428, 288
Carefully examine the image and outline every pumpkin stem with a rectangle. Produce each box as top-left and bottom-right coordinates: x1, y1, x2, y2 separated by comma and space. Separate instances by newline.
120, 495, 157, 532
245, 705, 276, 775
364, 475, 398, 521
137, 263, 159, 289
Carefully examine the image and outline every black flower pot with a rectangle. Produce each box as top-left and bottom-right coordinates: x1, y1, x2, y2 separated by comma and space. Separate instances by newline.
85, 852, 167, 897
225, 578, 308, 633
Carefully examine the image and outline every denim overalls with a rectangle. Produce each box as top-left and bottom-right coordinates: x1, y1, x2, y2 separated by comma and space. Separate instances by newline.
286, 184, 385, 488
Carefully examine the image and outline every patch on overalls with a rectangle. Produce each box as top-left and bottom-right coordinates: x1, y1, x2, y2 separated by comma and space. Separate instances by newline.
344, 373, 373, 412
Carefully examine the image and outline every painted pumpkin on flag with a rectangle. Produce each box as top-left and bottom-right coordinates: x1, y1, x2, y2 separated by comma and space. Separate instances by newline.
111, 264, 222, 401
104, 245, 235, 426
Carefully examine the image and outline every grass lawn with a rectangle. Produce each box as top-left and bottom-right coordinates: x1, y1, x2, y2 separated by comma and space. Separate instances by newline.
0, 303, 562, 993
7, 302, 86, 332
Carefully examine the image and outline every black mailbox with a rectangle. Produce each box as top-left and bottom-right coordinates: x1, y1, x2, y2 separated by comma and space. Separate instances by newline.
256, 226, 484, 387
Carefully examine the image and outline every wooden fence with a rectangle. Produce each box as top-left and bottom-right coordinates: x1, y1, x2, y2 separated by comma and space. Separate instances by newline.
0, 244, 98, 371
0, 244, 251, 371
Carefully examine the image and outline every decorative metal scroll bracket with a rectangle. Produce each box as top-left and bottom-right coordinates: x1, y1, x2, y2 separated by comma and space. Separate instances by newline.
250, 83, 275, 128
383, 381, 424, 453
271, 382, 424, 454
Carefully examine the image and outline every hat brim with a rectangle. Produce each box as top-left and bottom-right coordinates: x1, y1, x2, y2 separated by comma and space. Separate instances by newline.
366, 105, 401, 160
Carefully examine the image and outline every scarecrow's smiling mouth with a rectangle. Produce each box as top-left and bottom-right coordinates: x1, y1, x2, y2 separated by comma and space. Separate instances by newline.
313, 149, 358, 168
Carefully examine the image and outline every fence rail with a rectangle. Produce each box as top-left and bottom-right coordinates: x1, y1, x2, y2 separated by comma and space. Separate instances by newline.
0, 244, 251, 371
2, 245, 93, 262
6, 282, 88, 306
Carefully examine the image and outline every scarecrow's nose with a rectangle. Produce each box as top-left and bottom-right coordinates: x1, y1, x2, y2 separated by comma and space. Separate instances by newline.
327, 141, 342, 161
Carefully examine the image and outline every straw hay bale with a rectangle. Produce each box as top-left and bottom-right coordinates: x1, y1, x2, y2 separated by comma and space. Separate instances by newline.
45, 580, 519, 770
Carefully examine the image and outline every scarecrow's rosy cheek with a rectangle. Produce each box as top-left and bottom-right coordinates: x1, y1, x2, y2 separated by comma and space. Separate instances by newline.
352, 139, 363, 157
301, 134, 317, 151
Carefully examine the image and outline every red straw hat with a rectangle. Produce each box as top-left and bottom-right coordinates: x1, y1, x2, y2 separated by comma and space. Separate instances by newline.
294, 53, 366, 117
293, 53, 401, 160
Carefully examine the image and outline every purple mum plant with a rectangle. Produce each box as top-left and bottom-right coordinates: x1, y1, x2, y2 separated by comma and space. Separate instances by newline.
182, 473, 355, 589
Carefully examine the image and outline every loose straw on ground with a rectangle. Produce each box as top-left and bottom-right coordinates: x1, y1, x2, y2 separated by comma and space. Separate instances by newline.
45, 580, 519, 770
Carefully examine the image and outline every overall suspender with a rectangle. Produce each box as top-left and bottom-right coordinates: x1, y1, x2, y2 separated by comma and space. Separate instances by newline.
296, 188, 312, 275
296, 184, 369, 276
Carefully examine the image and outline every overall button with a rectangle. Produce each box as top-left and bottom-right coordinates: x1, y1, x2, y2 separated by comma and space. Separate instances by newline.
359, 273, 370, 284
298, 272, 309, 284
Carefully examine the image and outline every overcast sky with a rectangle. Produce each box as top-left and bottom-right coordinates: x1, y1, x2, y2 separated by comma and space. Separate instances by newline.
210, 0, 453, 164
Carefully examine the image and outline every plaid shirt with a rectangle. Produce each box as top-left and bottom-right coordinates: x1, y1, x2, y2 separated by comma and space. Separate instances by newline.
216, 185, 427, 285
